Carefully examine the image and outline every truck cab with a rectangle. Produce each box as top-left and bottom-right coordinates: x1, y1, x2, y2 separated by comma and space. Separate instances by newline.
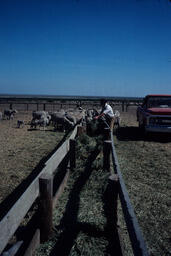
137, 94, 171, 133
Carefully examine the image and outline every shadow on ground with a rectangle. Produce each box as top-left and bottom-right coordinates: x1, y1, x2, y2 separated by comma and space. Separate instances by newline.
49, 145, 123, 256
0, 130, 69, 220
116, 126, 171, 143
102, 178, 123, 256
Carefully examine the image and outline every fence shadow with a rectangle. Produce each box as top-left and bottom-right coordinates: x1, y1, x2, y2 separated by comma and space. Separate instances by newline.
116, 126, 171, 143
49, 145, 102, 256
102, 178, 123, 256
0, 131, 69, 221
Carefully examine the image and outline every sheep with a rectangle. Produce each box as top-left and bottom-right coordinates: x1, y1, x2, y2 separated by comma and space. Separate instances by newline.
65, 113, 77, 125
113, 110, 121, 127
50, 111, 65, 126
30, 119, 38, 129
66, 108, 86, 125
30, 111, 51, 130
3, 109, 18, 120
17, 120, 25, 128
75, 108, 86, 124
32, 110, 48, 120
86, 109, 99, 122
50, 112, 75, 132
30, 117, 49, 130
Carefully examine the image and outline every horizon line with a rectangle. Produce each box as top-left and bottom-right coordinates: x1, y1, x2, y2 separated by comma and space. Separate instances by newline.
0, 93, 143, 100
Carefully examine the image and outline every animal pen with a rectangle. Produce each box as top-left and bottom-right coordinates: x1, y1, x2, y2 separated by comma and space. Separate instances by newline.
0, 123, 149, 256
0, 95, 142, 113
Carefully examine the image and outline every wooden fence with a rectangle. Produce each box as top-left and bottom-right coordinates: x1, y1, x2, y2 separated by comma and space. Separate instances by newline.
103, 128, 149, 256
0, 124, 149, 256
0, 126, 78, 255
0, 96, 142, 112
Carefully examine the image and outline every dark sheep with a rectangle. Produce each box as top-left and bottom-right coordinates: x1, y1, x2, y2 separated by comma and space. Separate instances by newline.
17, 120, 25, 128
3, 109, 18, 120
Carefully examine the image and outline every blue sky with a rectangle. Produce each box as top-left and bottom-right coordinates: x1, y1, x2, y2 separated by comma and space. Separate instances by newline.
0, 0, 171, 97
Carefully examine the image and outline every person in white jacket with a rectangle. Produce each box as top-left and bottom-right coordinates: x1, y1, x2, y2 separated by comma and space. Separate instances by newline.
94, 99, 115, 131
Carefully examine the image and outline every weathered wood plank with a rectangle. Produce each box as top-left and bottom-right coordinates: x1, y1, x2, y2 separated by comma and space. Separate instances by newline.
23, 229, 40, 256
39, 174, 53, 242
0, 179, 39, 254
110, 132, 149, 256
45, 140, 69, 175
70, 126, 78, 140
1, 241, 23, 256
0, 126, 78, 254
45, 126, 77, 175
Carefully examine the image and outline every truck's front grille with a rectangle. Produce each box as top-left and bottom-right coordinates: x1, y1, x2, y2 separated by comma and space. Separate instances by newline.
149, 116, 171, 126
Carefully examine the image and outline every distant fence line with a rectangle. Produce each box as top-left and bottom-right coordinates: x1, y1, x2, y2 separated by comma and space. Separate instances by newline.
0, 98, 142, 112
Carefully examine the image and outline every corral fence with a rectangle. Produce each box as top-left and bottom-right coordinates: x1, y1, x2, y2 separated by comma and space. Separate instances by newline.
0, 95, 143, 112
103, 128, 149, 256
0, 123, 149, 256
0, 125, 80, 255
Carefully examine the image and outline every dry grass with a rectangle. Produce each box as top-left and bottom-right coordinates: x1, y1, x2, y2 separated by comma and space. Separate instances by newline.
0, 111, 64, 203
114, 106, 171, 256
1, 107, 170, 256
35, 107, 171, 256
35, 134, 112, 256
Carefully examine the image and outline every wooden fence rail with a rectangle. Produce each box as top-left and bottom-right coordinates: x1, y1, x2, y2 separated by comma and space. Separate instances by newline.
0, 124, 149, 256
0, 126, 78, 255
0, 97, 142, 112
108, 130, 149, 256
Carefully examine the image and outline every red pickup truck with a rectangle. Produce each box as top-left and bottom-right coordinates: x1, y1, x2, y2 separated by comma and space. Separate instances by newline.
137, 94, 171, 133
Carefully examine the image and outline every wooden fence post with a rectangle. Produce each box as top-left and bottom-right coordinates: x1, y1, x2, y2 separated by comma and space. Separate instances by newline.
70, 139, 76, 170
122, 102, 124, 112
126, 103, 128, 112
103, 140, 111, 171
39, 174, 53, 243
104, 174, 124, 255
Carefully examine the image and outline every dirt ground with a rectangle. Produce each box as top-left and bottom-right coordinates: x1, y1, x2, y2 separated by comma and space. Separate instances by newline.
0, 111, 64, 203
114, 106, 171, 256
0, 107, 171, 256
35, 106, 171, 256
